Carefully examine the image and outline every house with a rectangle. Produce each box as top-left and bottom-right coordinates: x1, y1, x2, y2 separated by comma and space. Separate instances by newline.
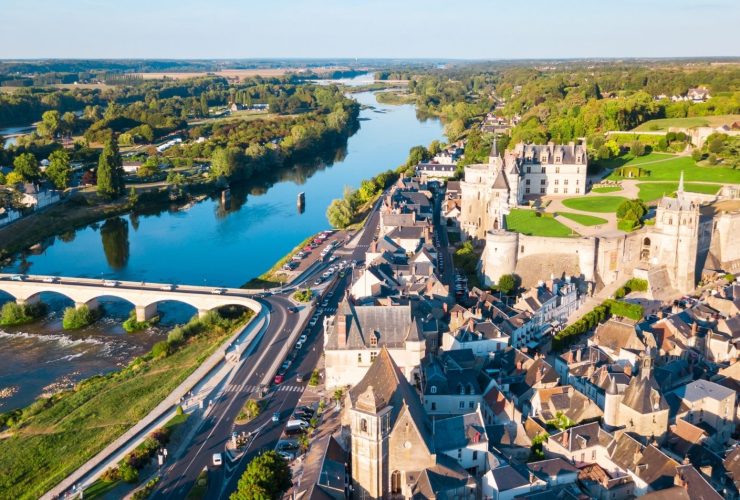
526, 458, 580, 487
607, 432, 679, 496
511, 277, 580, 349
20, 182, 61, 209
485, 348, 559, 414
416, 162, 457, 179
578, 463, 635, 500
544, 422, 614, 467
122, 161, 143, 174
441, 319, 510, 357
433, 409, 490, 476
482, 464, 545, 500
323, 298, 427, 389
421, 349, 489, 416
588, 318, 645, 366
671, 379, 736, 449
641, 464, 722, 500
687, 87, 711, 103
529, 385, 603, 427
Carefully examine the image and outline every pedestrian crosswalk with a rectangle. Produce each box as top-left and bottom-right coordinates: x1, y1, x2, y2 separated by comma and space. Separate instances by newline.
223, 383, 304, 394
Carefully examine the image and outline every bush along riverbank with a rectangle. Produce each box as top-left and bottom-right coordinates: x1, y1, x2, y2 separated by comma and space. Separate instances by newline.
61, 304, 102, 330
0, 302, 48, 327
0, 308, 252, 499
122, 311, 160, 333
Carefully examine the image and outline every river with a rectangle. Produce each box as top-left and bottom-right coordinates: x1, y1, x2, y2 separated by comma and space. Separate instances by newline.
0, 82, 444, 410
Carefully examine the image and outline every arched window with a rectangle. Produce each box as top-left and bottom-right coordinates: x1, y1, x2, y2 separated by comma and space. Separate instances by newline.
643, 237, 651, 246
467, 384, 474, 395
430, 385, 437, 394
458, 384, 465, 395
360, 418, 368, 433
391, 471, 401, 494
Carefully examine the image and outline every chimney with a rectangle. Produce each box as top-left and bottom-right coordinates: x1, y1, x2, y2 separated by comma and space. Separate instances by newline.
576, 348, 582, 362
336, 316, 347, 348
442, 302, 449, 314
691, 322, 698, 336
562, 429, 570, 446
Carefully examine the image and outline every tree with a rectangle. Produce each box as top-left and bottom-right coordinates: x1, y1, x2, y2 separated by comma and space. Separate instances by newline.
13, 152, 40, 181
326, 198, 352, 228
210, 147, 239, 178
200, 94, 209, 117
5, 171, 24, 186
691, 149, 703, 162
97, 136, 124, 197
497, 274, 520, 295
629, 140, 645, 156
231, 451, 292, 500
243, 399, 260, 419
138, 156, 159, 178
61, 111, 77, 135
37, 110, 61, 138
45, 149, 71, 189
406, 145, 430, 167
708, 136, 725, 154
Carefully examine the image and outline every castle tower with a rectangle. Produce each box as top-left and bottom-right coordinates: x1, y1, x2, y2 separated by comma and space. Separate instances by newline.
651, 171, 700, 293
350, 385, 393, 498
481, 230, 519, 287
603, 375, 621, 430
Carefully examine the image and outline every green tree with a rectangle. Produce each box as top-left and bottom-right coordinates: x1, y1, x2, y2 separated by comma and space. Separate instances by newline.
406, 145, 430, 167
691, 148, 703, 162
211, 147, 240, 178
326, 198, 352, 228
708, 136, 725, 154
97, 136, 124, 197
497, 274, 520, 295
138, 156, 159, 178
13, 152, 40, 181
629, 140, 645, 156
231, 451, 292, 500
37, 110, 61, 138
61, 111, 77, 135
243, 399, 260, 419
200, 94, 209, 117
45, 149, 71, 189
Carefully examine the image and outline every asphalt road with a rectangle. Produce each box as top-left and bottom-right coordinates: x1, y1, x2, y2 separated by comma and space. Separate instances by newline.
150, 199, 382, 499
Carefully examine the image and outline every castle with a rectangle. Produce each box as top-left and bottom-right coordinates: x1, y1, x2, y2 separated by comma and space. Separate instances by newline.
459, 142, 740, 298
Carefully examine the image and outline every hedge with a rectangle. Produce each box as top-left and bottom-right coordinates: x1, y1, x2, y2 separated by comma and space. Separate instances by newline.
614, 278, 648, 299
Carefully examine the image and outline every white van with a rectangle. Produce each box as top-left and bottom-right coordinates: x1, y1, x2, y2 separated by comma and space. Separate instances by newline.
212, 453, 223, 466
286, 419, 309, 429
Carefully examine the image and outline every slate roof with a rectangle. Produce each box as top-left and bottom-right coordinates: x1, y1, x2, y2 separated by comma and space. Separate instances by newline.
326, 300, 414, 350
550, 422, 614, 452
388, 225, 425, 240
674, 379, 736, 403
533, 385, 603, 423
621, 366, 669, 414
433, 411, 487, 452
674, 464, 723, 500
490, 465, 530, 491
527, 458, 579, 480
608, 433, 678, 491
410, 455, 474, 499
591, 318, 644, 352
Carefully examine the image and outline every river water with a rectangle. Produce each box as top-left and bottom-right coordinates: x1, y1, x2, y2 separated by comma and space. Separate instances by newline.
0, 82, 444, 410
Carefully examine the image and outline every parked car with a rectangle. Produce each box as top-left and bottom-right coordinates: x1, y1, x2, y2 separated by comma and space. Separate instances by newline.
288, 306, 298, 313
309, 317, 318, 327
42, 276, 59, 283
286, 419, 309, 429
103, 280, 119, 287
278, 450, 296, 461
296, 405, 315, 415
10, 275, 25, 281
295, 341, 303, 350
212, 453, 223, 466
277, 440, 299, 451
299, 334, 308, 343
272, 412, 280, 423
321, 300, 329, 307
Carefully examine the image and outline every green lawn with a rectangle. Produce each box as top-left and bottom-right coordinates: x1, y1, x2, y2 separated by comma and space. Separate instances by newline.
606, 154, 740, 183
561, 196, 628, 213
505, 209, 577, 237
557, 212, 609, 226
591, 186, 623, 193
0, 315, 250, 499
637, 182, 722, 202
633, 114, 740, 131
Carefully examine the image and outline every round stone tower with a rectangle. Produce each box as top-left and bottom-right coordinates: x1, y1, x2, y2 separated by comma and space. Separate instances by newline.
481, 230, 519, 287
603, 375, 620, 430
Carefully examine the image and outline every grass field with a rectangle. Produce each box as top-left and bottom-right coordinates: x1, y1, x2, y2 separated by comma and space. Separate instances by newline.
637, 182, 722, 202
633, 114, 740, 131
557, 212, 609, 226
505, 209, 577, 237
0, 316, 248, 499
561, 196, 628, 213
592, 186, 623, 193
606, 154, 740, 183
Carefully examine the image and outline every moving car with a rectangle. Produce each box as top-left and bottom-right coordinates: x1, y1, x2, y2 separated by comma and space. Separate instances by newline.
272, 412, 280, 423
42, 277, 59, 283
10, 275, 25, 281
296, 374, 304, 383
212, 453, 223, 466
103, 280, 119, 287
273, 374, 284, 384
211, 288, 226, 295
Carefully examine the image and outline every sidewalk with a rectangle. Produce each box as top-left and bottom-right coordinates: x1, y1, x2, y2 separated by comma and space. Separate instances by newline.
46, 308, 269, 500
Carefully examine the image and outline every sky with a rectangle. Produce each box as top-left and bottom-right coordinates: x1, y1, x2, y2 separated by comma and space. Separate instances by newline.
1, 0, 739, 59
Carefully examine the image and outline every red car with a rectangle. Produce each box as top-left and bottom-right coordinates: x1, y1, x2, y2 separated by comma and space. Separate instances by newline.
273, 374, 284, 385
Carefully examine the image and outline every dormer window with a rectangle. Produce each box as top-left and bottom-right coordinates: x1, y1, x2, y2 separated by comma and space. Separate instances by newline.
576, 155, 583, 164
555, 166, 560, 174
370, 334, 378, 347
458, 384, 465, 395
555, 156, 561, 164
430, 385, 437, 394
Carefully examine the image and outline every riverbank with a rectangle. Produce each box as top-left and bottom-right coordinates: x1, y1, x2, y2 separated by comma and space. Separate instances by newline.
0, 310, 252, 499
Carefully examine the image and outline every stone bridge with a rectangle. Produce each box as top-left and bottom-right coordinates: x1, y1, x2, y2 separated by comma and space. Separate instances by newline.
0, 274, 263, 321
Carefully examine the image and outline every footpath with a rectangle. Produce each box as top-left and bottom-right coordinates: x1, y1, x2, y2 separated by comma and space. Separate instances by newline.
45, 307, 269, 500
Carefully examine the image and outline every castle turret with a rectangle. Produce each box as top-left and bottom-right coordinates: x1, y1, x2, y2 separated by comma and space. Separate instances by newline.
603, 375, 620, 430
481, 230, 519, 287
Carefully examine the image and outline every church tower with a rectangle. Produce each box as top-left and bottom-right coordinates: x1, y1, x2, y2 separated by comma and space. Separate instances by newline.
350, 385, 393, 499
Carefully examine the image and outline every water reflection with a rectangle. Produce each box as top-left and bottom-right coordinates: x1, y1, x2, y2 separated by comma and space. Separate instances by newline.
100, 218, 129, 270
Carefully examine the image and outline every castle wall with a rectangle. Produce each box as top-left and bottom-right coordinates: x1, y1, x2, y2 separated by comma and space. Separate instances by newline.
713, 211, 740, 269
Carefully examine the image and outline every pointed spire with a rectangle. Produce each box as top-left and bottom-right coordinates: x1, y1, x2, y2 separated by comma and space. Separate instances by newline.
677, 170, 685, 195
607, 375, 618, 395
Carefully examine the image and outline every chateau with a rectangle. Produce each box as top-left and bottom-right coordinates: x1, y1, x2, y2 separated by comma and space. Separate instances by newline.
459, 142, 740, 297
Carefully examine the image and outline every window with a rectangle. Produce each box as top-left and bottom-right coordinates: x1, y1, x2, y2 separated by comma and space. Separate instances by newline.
370, 351, 378, 362
576, 187, 580, 194
542, 166, 547, 174
431, 402, 437, 411
554, 179, 559, 185
391, 471, 401, 494
459, 401, 465, 409
469, 401, 475, 409
564, 179, 568, 185
526, 179, 531, 185
527, 166, 531, 174
360, 418, 368, 432
580, 452, 585, 462
458, 449, 462, 460
540, 188, 545, 194
540, 179, 546, 185
576, 179, 580, 185
370, 336, 378, 347
525, 188, 531, 194
473, 450, 478, 460
358, 353, 362, 363
592, 450, 596, 460
467, 384, 474, 395
430, 385, 437, 394
458, 384, 465, 395
554, 188, 558, 194
556, 166, 561, 173
564, 188, 568, 194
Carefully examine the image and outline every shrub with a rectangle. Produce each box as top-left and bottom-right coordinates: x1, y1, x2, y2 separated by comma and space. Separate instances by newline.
293, 289, 313, 303
691, 149, 703, 161
0, 302, 47, 326
62, 305, 98, 330
707, 154, 718, 165
309, 370, 321, 387
618, 219, 639, 232
167, 327, 185, 346
497, 274, 521, 296
725, 274, 736, 282
151, 341, 171, 359
123, 310, 159, 333
100, 466, 121, 482
119, 461, 139, 483
629, 141, 645, 156
604, 299, 644, 321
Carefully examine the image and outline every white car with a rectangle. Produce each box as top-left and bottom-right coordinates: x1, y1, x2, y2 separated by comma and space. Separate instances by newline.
212, 453, 223, 466
160, 284, 175, 291
211, 288, 226, 295
42, 277, 58, 283
299, 334, 308, 343
103, 280, 119, 287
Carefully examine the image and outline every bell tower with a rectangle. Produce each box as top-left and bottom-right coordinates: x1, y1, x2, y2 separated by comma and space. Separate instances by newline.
350, 385, 392, 499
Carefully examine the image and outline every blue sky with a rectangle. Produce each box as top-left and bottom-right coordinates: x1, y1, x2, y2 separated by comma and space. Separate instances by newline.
1, 0, 738, 59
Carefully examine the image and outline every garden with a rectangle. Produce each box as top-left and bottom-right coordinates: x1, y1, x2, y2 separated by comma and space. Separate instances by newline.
561, 196, 628, 213
504, 209, 576, 237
